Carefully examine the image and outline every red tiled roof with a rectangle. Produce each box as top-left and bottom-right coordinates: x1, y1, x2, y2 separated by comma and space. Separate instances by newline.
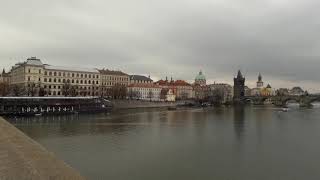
173, 80, 191, 86
128, 83, 161, 88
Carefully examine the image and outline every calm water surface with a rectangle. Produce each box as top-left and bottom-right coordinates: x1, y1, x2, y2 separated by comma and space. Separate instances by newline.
7, 105, 320, 180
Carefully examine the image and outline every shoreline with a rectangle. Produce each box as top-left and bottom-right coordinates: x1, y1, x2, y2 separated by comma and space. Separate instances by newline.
0, 116, 85, 180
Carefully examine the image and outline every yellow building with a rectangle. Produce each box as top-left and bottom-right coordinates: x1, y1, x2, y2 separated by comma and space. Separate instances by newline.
10, 57, 101, 96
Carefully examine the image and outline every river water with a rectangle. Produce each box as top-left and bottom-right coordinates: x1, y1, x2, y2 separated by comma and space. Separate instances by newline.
7, 105, 320, 180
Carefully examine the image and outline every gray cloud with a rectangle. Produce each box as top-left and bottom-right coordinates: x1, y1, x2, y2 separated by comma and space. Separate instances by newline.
1, 0, 320, 92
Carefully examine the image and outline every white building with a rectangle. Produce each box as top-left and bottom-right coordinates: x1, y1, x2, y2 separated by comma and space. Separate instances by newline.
127, 83, 162, 101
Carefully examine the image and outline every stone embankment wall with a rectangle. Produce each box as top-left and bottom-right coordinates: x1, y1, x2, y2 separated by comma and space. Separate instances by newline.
0, 117, 85, 180
112, 100, 182, 109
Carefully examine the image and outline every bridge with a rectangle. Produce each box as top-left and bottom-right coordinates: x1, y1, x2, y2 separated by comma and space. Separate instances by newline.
243, 95, 320, 107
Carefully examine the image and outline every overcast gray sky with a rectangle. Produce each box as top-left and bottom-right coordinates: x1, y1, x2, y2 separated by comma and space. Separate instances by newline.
1, 0, 320, 92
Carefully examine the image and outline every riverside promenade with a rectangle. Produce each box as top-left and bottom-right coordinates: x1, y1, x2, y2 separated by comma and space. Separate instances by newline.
0, 117, 85, 180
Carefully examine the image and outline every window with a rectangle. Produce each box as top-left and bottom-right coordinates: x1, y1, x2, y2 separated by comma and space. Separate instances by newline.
44, 78, 47, 82
76, 80, 79, 83
49, 78, 52, 82
39, 69, 41, 74
77, 74, 79, 77
45, 71, 47, 75
72, 80, 74, 83
96, 75, 99, 78
96, 81, 99, 84
63, 79, 65, 83
85, 74, 87, 78
58, 72, 61, 76
54, 78, 56, 82
81, 74, 83, 78
28, 69, 31, 73
80, 80, 83, 84
89, 74, 91, 78
84, 80, 87, 84
49, 72, 52, 76
72, 73, 74, 77
58, 79, 61, 83
38, 78, 41, 81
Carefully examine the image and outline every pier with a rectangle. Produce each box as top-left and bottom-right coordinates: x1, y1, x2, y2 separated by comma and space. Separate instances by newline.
0, 97, 112, 116
0, 117, 85, 180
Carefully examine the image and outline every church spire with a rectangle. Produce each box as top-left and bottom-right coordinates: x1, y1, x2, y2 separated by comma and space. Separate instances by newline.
2, 68, 5, 74
258, 73, 262, 82
237, 70, 243, 78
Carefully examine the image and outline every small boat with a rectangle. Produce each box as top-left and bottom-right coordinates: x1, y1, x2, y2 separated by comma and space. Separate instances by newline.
34, 113, 42, 116
168, 107, 177, 111
281, 108, 289, 112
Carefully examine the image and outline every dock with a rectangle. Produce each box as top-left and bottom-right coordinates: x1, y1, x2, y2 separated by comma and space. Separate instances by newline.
0, 117, 85, 180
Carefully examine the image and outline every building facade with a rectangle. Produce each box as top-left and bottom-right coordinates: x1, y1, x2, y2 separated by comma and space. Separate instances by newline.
0, 69, 10, 84
9, 57, 101, 96
99, 69, 129, 97
127, 83, 162, 101
208, 83, 233, 103
129, 75, 153, 84
173, 80, 194, 100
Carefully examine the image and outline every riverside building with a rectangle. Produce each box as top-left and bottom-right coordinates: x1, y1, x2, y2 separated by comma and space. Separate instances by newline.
127, 83, 162, 101
99, 69, 129, 97
9, 57, 101, 96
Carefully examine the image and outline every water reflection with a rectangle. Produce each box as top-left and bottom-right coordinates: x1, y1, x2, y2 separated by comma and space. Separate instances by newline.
233, 106, 245, 139
6, 107, 320, 180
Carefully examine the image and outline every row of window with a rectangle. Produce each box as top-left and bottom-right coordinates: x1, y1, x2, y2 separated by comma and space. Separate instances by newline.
43, 78, 99, 85
132, 80, 152, 83
47, 91, 99, 96
43, 85, 99, 90
102, 76, 129, 81
102, 82, 127, 86
44, 71, 99, 79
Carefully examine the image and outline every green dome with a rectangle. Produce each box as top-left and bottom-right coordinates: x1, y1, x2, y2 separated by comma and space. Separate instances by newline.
195, 71, 206, 80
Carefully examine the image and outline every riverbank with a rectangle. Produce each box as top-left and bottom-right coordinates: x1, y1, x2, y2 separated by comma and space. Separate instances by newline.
0, 117, 85, 180
111, 99, 184, 109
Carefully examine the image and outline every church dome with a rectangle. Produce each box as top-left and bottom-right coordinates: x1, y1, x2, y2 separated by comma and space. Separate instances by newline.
195, 71, 206, 81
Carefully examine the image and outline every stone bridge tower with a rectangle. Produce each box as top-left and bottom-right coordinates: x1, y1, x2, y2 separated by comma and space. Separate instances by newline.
234, 70, 245, 102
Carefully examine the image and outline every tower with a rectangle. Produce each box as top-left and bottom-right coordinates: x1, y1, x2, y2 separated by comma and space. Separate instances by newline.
257, 73, 264, 88
233, 70, 245, 100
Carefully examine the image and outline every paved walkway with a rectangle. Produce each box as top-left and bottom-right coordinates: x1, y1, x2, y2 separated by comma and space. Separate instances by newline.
0, 117, 85, 180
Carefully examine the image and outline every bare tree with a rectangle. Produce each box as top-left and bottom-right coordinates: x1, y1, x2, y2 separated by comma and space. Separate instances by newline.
180, 91, 188, 100
0, 82, 10, 96
209, 88, 224, 105
62, 82, 72, 96
11, 85, 23, 96
148, 89, 153, 101
27, 82, 37, 97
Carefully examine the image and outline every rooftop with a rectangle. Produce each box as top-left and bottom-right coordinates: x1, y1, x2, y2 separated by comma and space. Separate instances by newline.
44, 65, 99, 73
26, 57, 43, 66
130, 75, 153, 81
99, 69, 128, 76
128, 83, 160, 88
